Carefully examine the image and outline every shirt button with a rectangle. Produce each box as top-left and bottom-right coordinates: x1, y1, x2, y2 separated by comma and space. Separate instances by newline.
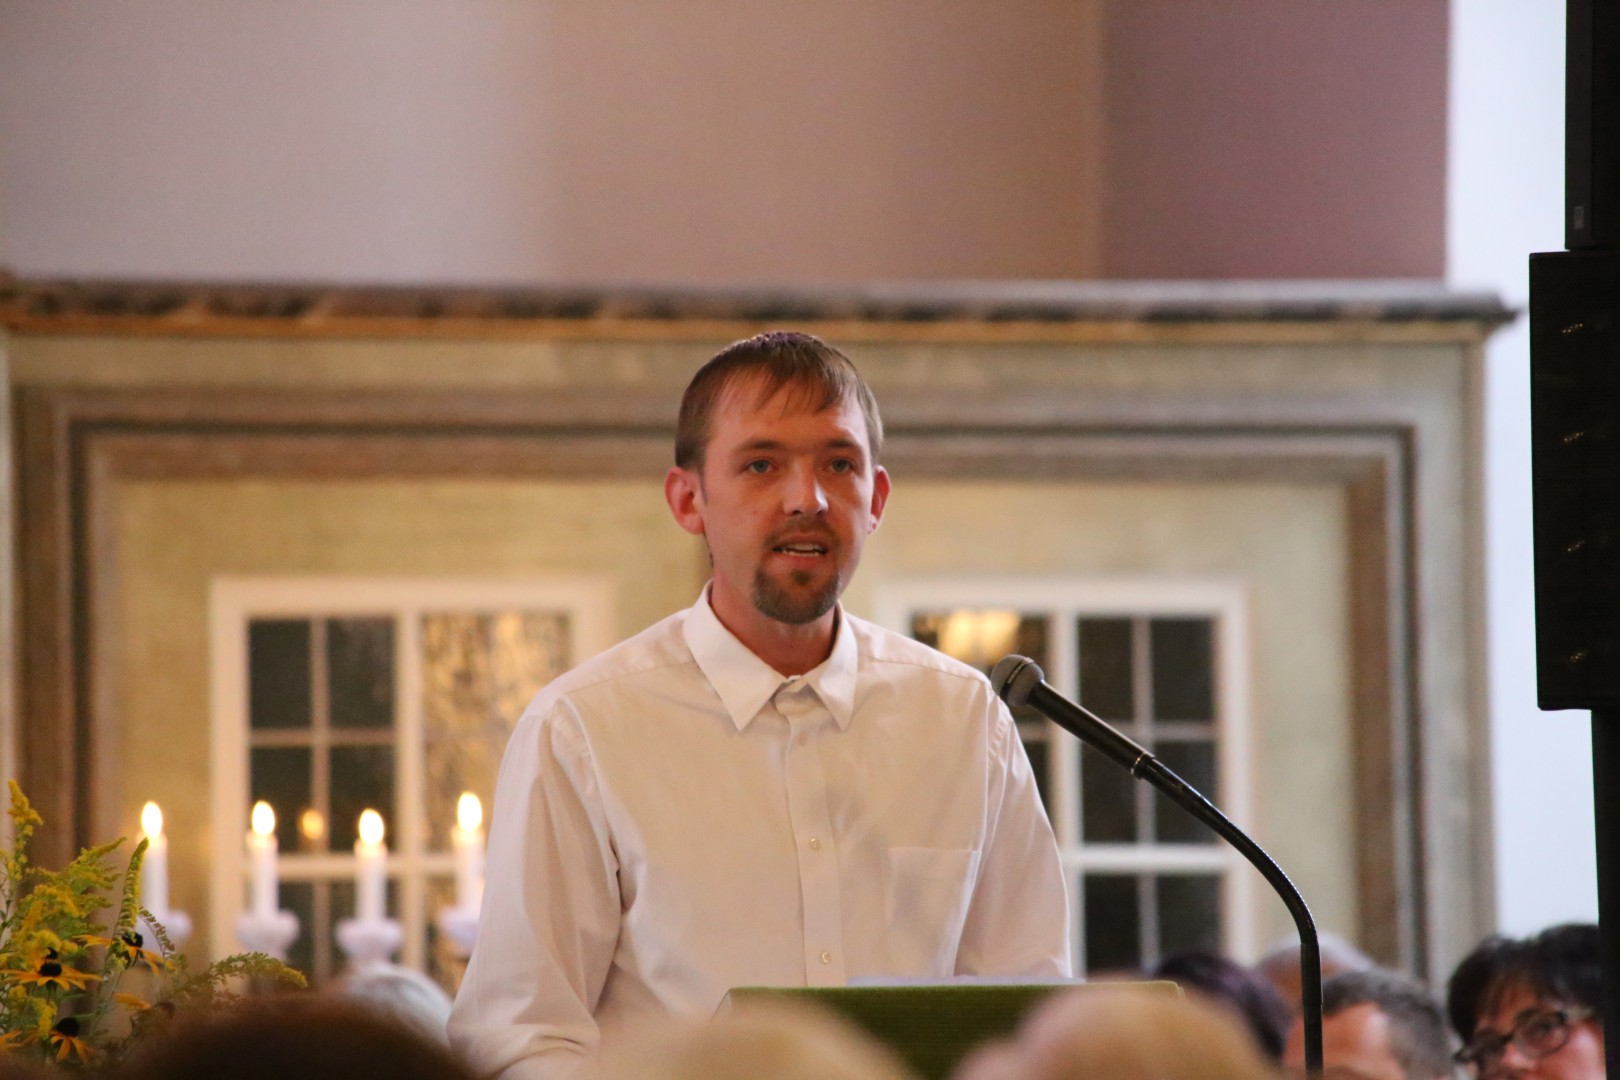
809, 837, 821, 850
820, 951, 832, 965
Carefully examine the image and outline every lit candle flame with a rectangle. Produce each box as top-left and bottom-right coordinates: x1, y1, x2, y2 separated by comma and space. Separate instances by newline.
140, 801, 163, 840
358, 808, 386, 847
457, 792, 483, 832
251, 800, 276, 837
299, 808, 326, 843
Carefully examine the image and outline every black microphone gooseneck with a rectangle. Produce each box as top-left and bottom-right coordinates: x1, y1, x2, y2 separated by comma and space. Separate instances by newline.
990, 653, 1324, 1079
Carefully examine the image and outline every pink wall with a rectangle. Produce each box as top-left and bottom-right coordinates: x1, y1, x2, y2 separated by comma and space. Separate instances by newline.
1100, 0, 1448, 279
0, 1, 1447, 284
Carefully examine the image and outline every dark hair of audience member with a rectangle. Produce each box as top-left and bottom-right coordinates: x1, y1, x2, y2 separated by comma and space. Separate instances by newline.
1446, 923, 1603, 1041
115, 995, 475, 1080
1150, 949, 1292, 1062
1322, 968, 1453, 1080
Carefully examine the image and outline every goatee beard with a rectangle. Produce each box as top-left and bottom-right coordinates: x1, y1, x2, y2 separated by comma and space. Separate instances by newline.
752, 567, 840, 625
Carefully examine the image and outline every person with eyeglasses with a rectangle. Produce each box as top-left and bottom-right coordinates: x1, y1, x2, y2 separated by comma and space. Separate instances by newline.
1446, 924, 1604, 1080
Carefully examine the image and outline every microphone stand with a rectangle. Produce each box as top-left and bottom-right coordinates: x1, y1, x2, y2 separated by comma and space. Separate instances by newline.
991, 655, 1324, 1078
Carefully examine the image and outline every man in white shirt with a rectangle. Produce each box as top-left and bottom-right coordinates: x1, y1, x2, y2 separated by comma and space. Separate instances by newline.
448, 331, 1072, 1079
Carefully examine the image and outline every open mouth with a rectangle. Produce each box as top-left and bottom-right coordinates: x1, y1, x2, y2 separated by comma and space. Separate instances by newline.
772, 541, 829, 557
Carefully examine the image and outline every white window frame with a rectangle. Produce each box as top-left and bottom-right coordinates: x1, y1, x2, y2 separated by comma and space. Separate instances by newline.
873, 577, 1257, 971
208, 576, 615, 967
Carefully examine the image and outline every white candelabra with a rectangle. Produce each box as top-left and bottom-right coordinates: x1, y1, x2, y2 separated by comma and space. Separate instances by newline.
435, 792, 485, 958
336, 809, 402, 969
234, 801, 299, 959
137, 802, 191, 948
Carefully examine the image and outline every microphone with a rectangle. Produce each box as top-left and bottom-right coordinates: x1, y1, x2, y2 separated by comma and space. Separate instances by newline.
990, 654, 1325, 1078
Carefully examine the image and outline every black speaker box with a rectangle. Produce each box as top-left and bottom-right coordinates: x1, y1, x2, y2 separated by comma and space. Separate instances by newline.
1567, 0, 1620, 248
1532, 250, 1620, 708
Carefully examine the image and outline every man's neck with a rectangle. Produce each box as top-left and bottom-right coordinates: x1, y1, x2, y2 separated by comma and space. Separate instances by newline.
707, 589, 838, 677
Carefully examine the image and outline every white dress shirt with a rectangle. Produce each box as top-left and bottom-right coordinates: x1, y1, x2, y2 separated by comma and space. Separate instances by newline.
448, 592, 1071, 1079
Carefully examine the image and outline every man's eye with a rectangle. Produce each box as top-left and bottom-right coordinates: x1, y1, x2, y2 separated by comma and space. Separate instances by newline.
828, 459, 856, 474
745, 460, 771, 474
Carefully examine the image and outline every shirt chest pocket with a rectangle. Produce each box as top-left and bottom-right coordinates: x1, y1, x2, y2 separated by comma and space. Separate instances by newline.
881, 846, 981, 976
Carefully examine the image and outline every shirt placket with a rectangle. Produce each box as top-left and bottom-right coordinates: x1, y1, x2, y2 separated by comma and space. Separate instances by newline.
776, 681, 847, 986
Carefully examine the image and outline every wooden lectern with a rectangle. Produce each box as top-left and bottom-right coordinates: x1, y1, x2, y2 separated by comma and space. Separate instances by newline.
724, 981, 1181, 1080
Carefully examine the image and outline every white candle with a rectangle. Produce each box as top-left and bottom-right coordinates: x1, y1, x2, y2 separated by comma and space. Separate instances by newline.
355, 809, 387, 923
140, 802, 168, 915
452, 792, 485, 911
248, 801, 278, 919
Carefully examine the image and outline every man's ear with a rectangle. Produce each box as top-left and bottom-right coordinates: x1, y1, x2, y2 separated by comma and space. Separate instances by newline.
665, 466, 707, 536
868, 465, 891, 532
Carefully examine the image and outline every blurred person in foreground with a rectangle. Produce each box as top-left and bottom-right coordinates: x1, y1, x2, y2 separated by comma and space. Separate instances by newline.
450, 332, 1069, 1079
1447, 924, 1603, 1080
1283, 968, 1453, 1080
953, 986, 1281, 1080
588, 1000, 916, 1080
326, 961, 455, 1045
1153, 948, 1292, 1062
115, 996, 476, 1080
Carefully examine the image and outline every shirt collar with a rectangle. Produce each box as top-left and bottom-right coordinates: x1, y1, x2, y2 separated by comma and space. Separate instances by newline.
683, 587, 858, 732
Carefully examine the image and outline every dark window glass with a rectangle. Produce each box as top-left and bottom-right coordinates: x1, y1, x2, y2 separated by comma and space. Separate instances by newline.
1081, 748, 1136, 843
329, 746, 395, 850
250, 747, 311, 851
249, 620, 311, 730
1157, 874, 1222, 957
1013, 615, 1050, 672
328, 618, 395, 729
1078, 618, 1134, 721
1150, 619, 1214, 721
1154, 741, 1218, 845
1018, 727, 1051, 815
1083, 874, 1142, 973
278, 880, 315, 982
910, 613, 942, 651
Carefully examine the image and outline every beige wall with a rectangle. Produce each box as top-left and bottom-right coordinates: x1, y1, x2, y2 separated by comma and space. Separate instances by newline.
858, 480, 1354, 949
114, 477, 705, 954
112, 469, 1350, 959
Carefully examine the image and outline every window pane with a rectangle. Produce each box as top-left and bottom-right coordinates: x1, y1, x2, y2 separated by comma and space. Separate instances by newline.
250, 747, 311, 851
423, 611, 569, 847
249, 620, 311, 730
1081, 747, 1136, 843
330, 746, 395, 850
1157, 874, 1222, 957
911, 610, 1044, 673
1078, 618, 1134, 721
328, 617, 394, 729
278, 880, 315, 984
1150, 619, 1214, 721
1083, 874, 1142, 974
1154, 741, 1218, 845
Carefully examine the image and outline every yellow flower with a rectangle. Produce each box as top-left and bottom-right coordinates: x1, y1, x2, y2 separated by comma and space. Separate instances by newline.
48, 1017, 94, 1065
115, 931, 166, 973
113, 991, 151, 1012
0, 1029, 30, 1054
4, 954, 101, 992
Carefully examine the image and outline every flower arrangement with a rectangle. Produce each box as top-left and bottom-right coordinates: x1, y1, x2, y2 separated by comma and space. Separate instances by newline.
0, 782, 304, 1068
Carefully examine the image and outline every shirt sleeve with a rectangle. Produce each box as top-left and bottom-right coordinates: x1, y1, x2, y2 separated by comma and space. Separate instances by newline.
954, 697, 1074, 978
448, 702, 621, 1080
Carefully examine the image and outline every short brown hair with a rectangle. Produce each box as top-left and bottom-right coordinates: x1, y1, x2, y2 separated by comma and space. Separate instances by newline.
674, 331, 883, 471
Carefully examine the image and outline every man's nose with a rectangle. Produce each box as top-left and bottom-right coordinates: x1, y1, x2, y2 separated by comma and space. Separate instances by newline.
784, 463, 828, 515
1492, 1042, 1535, 1079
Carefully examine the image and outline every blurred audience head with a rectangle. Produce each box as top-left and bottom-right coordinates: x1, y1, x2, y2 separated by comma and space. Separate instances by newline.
115, 995, 476, 1080
589, 999, 916, 1080
1260, 933, 1377, 1016
1152, 948, 1292, 1061
325, 961, 454, 1045
953, 986, 1281, 1080
1283, 968, 1452, 1080
1447, 923, 1603, 1080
